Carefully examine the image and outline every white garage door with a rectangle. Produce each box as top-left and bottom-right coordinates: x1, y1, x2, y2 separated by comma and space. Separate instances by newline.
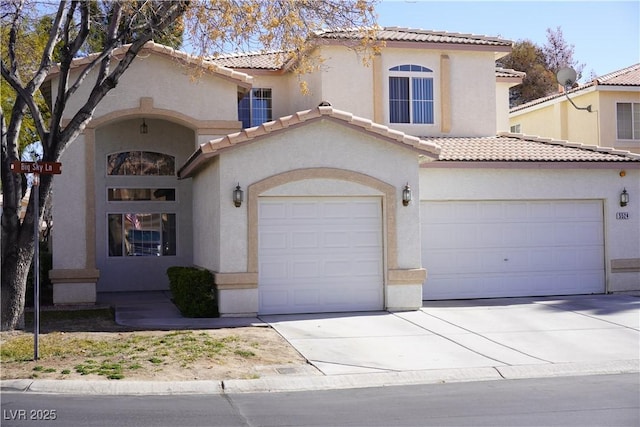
421, 200, 605, 300
259, 197, 384, 314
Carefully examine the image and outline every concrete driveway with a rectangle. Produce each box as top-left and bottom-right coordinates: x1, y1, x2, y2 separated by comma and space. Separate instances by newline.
261, 295, 640, 376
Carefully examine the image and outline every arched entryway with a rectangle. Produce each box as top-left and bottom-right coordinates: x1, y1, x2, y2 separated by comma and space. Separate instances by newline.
93, 118, 194, 292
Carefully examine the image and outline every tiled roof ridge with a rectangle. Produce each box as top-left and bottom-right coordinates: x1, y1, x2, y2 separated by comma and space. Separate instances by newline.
315, 26, 513, 46
495, 66, 526, 77
497, 132, 640, 160
201, 106, 441, 156
210, 49, 289, 60
595, 63, 640, 85
381, 26, 511, 44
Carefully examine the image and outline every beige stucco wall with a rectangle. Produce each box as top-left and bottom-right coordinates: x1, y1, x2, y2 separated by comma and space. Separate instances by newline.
496, 81, 514, 133
192, 157, 221, 271
316, 46, 375, 119
375, 49, 496, 137
246, 74, 297, 124
271, 46, 498, 137
598, 89, 640, 152
213, 119, 422, 272
420, 166, 640, 292
52, 134, 88, 270
52, 54, 240, 122
509, 87, 640, 154
190, 118, 427, 314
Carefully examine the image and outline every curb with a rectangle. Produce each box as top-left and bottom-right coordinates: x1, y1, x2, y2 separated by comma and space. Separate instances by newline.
2, 360, 638, 395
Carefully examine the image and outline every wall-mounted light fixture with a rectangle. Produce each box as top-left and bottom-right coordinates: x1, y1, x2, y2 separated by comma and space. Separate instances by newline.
620, 188, 629, 207
140, 118, 148, 134
402, 183, 412, 207
233, 183, 244, 208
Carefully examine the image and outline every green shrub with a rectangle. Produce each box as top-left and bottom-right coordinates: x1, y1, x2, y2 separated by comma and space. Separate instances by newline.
167, 267, 218, 318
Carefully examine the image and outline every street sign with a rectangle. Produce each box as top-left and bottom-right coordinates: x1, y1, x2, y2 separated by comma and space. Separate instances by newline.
9, 160, 62, 361
10, 161, 62, 174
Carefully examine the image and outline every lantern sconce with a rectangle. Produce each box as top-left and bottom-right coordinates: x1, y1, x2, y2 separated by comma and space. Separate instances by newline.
620, 188, 629, 207
402, 183, 412, 207
233, 183, 244, 208
140, 118, 148, 134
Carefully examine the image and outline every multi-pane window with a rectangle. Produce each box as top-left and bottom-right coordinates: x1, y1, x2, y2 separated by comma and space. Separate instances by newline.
389, 65, 434, 124
108, 213, 176, 257
106, 151, 177, 257
510, 124, 521, 133
238, 88, 273, 128
617, 102, 640, 140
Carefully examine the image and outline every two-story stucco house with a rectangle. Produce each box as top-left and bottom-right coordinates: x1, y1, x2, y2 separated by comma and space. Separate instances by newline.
509, 63, 640, 154
46, 28, 640, 316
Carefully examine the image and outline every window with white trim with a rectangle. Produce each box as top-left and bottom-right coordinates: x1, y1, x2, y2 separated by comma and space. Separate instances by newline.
239, 88, 272, 128
389, 65, 434, 124
510, 124, 521, 133
617, 102, 640, 140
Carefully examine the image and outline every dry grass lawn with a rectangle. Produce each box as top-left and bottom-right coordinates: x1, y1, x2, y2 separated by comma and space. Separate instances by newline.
0, 309, 309, 381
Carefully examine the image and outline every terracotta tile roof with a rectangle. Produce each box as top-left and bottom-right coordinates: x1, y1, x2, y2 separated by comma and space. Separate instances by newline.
178, 106, 441, 178
209, 51, 289, 70
495, 67, 526, 79
595, 63, 640, 86
424, 133, 640, 162
316, 27, 513, 47
208, 27, 513, 71
511, 64, 640, 113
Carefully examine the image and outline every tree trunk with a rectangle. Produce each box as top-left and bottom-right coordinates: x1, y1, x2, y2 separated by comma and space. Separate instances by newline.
0, 243, 32, 331
1, 175, 50, 331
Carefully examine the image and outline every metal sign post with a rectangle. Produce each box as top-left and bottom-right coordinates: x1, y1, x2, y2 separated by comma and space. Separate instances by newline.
33, 173, 40, 360
10, 160, 61, 361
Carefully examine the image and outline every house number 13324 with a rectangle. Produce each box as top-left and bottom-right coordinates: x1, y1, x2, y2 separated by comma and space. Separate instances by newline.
616, 212, 629, 220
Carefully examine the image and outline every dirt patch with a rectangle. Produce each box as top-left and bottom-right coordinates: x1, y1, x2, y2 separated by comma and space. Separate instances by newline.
1, 311, 312, 382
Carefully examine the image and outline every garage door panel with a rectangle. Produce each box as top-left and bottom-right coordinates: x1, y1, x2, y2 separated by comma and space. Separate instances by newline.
292, 260, 319, 278
292, 231, 318, 248
324, 231, 349, 247
260, 202, 287, 219
259, 197, 383, 314
422, 200, 605, 299
260, 231, 287, 249
291, 202, 318, 218
260, 259, 288, 279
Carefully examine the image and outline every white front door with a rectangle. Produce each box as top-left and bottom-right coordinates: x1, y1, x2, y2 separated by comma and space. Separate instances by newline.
421, 200, 605, 299
258, 197, 384, 314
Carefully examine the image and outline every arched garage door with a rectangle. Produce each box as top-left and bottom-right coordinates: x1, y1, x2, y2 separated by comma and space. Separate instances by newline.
258, 197, 384, 314
421, 200, 605, 300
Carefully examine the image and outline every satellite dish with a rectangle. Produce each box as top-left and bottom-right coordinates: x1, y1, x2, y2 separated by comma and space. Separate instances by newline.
556, 67, 577, 88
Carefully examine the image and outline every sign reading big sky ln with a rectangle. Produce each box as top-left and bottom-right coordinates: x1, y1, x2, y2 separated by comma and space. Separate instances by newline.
10, 161, 62, 174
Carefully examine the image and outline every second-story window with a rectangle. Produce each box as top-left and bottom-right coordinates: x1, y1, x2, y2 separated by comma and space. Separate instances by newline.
617, 102, 640, 140
389, 65, 434, 124
239, 88, 273, 128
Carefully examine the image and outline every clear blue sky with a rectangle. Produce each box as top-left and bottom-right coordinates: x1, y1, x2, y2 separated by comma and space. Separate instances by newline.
375, 0, 639, 80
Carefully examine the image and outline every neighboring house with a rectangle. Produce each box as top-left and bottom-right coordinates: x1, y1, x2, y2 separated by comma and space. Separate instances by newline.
509, 63, 640, 154
45, 28, 640, 316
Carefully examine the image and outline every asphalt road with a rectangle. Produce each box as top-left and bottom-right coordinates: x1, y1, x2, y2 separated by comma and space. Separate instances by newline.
2, 374, 638, 427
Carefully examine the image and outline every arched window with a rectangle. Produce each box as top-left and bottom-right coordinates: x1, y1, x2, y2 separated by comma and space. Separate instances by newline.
388, 64, 434, 124
107, 151, 175, 176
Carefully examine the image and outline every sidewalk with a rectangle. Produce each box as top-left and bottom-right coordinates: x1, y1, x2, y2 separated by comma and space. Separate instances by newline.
2, 294, 639, 395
